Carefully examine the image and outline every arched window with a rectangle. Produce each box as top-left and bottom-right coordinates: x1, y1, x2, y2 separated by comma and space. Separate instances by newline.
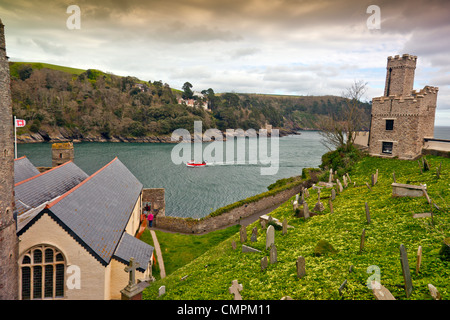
20, 245, 66, 300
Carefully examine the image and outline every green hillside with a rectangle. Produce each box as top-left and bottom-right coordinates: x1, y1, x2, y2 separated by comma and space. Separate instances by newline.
143, 155, 450, 300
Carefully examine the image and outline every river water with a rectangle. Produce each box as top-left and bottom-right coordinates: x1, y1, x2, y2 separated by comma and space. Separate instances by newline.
16, 127, 449, 218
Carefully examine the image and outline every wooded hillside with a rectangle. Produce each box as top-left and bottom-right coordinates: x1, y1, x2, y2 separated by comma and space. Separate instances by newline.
10, 62, 371, 142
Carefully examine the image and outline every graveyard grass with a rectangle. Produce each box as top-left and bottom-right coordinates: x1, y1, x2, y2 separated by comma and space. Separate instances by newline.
142, 154, 450, 300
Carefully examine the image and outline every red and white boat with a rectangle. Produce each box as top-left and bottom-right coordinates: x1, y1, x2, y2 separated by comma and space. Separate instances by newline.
186, 160, 207, 167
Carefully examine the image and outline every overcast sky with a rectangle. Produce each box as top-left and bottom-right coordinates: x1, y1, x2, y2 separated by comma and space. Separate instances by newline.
1, 0, 449, 126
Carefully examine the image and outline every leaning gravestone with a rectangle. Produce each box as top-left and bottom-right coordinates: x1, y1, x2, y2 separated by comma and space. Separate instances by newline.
296, 256, 306, 278
331, 188, 336, 200
242, 245, 262, 253
229, 280, 243, 300
329, 198, 334, 214
336, 179, 343, 192
371, 281, 395, 300
266, 225, 275, 249
365, 202, 371, 224
399, 244, 413, 298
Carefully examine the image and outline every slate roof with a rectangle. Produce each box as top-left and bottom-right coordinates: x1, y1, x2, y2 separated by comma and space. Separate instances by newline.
43, 157, 146, 266
113, 232, 154, 272
14, 156, 40, 184
14, 161, 89, 215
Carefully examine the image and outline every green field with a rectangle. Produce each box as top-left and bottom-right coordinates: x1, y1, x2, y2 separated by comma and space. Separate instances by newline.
142, 154, 450, 300
9, 61, 86, 77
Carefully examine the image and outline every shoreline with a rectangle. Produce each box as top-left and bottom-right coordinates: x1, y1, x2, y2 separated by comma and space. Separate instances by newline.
16, 128, 306, 144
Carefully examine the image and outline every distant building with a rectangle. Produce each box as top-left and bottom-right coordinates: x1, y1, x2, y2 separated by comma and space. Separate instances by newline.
368, 54, 439, 159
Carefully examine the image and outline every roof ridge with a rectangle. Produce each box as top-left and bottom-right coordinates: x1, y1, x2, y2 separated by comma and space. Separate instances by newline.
14, 160, 74, 187
45, 157, 118, 209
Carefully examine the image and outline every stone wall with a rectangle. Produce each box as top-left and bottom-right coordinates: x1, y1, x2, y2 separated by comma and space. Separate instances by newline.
0, 19, 18, 300
142, 188, 165, 217
154, 183, 305, 234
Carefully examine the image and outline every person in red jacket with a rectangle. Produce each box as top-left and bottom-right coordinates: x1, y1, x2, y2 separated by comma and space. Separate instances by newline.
147, 211, 154, 227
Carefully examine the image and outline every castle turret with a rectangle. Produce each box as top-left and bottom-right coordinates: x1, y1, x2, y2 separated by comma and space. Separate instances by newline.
384, 54, 417, 97
0, 18, 19, 300
369, 54, 438, 160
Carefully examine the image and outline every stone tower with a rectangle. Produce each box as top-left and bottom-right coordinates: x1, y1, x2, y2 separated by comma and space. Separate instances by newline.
368, 54, 438, 159
0, 19, 19, 300
52, 142, 74, 167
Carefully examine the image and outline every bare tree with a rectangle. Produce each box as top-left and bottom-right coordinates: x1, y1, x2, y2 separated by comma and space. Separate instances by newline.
319, 80, 368, 152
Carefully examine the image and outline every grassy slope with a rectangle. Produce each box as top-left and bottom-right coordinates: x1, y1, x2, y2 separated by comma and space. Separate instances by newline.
9, 61, 86, 77
143, 155, 450, 300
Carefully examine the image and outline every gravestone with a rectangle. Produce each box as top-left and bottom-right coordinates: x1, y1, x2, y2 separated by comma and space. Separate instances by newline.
121, 257, 148, 300
416, 246, 422, 275
240, 225, 247, 243
158, 285, 166, 297
296, 256, 306, 278
328, 168, 333, 183
399, 244, 413, 298
346, 172, 351, 183
365, 202, 371, 224
365, 182, 372, 191
229, 280, 243, 300
428, 284, 441, 300
329, 198, 333, 214
343, 175, 348, 188
231, 240, 236, 250
336, 179, 343, 192
371, 281, 396, 300
392, 183, 426, 197
360, 229, 366, 253
338, 279, 347, 296
251, 227, 258, 242
266, 225, 275, 249
282, 218, 287, 235
412, 212, 432, 219
331, 189, 336, 200
392, 171, 396, 183
292, 200, 299, 211
303, 201, 310, 219
261, 256, 268, 271
260, 219, 267, 229
313, 201, 325, 213
242, 245, 262, 253
269, 244, 277, 264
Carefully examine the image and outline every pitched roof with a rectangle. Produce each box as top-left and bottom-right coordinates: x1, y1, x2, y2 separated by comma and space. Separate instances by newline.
14, 161, 89, 215
14, 156, 40, 184
113, 232, 154, 272
44, 157, 144, 266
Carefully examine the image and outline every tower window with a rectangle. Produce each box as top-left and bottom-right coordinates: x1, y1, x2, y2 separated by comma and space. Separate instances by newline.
386, 120, 394, 130
382, 142, 393, 154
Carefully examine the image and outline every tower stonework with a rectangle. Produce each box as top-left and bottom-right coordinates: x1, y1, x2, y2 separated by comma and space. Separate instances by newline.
0, 19, 19, 300
368, 54, 438, 160
52, 142, 74, 167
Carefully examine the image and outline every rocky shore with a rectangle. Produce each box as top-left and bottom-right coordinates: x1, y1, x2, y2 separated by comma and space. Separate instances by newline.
17, 127, 302, 144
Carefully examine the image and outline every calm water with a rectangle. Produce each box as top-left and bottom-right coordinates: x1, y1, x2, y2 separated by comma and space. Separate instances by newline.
16, 127, 450, 218
17, 131, 327, 218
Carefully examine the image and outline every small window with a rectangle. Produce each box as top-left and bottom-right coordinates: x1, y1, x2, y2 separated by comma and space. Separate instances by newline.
386, 120, 394, 130
382, 142, 393, 154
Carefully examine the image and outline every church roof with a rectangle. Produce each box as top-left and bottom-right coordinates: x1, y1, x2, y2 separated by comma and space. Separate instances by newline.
113, 232, 154, 272
14, 161, 89, 215
43, 157, 144, 266
14, 156, 40, 184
